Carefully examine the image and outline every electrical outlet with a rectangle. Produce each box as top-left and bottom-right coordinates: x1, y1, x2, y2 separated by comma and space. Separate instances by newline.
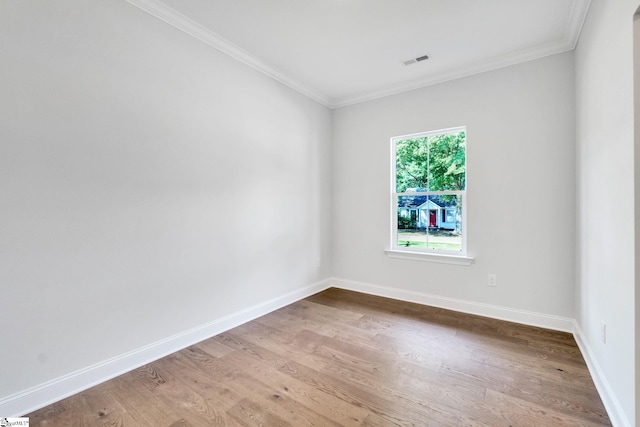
488, 274, 497, 287
601, 322, 606, 344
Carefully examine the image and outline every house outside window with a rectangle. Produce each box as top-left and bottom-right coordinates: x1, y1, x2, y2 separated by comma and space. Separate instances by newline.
391, 127, 466, 255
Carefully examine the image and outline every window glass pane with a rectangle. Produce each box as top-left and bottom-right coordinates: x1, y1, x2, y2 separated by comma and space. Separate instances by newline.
426, 195, 462, 251
392, 127, 466, 254
397, 196, 427, 248
395, 137, 428, 192
427, 131, 466, 191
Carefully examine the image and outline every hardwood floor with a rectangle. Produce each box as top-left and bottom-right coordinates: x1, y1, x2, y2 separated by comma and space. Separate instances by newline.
27, 288, 611, 426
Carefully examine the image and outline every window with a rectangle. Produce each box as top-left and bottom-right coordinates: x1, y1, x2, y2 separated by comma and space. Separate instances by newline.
389, 127, 467, 260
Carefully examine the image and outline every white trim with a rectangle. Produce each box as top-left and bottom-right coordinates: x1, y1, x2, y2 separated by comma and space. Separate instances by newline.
124, 0, 331, 107
331, 278, 574, 332
572, 321, 631, 427
333, 277, 625, 423
0, 279, 332, 417
385, 249, 474, 266
6, 275, 623, 425
565, 0, 592, 50
124, 0, 590, 110
396, 191, 465, 197
391, 128, 467, 257
331, 48, 573, 108
332, 0, 591, 110
392, 126, 467, 142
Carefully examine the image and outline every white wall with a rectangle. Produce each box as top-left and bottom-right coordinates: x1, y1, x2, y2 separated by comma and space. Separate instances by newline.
575, 1, 638, 425
3, 0, 636, 422
635, 8, 640, 425
332, 53, 576, 318
0, 0, 332, 406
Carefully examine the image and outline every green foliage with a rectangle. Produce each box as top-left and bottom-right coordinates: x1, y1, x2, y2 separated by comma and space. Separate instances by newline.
396, 138, 428, 191
397, 213, 416, 229
396, 131, 465, 192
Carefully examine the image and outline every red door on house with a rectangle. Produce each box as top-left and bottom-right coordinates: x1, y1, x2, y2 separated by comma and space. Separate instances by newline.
429, 210, 437, 227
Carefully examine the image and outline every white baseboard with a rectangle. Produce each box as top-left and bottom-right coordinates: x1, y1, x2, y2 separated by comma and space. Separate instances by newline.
330, 277, 630, 426
0, 279, 332, 418
573, 322, 631, 427
330, 277, 575, 332
3, 277, 627, 427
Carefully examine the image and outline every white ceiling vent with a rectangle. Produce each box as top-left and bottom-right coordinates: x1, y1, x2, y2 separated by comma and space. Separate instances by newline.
403, 54, 429, 66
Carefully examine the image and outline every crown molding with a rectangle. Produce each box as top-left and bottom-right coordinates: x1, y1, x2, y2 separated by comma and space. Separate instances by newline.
125, 0, 591, 110
565, 0, 592, 50
332, 42, 573, 108
125, 0, 331, 108
332, 0, 592, 109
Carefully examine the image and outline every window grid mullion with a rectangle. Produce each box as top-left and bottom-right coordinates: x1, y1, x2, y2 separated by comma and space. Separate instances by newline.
391, 127, 466, 255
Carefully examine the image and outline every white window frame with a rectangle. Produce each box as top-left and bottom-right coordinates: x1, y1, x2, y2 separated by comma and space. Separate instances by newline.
385, 126, 473, 265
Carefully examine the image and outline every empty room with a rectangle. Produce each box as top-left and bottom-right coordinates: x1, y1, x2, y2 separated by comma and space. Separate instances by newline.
1, 0, 638, 426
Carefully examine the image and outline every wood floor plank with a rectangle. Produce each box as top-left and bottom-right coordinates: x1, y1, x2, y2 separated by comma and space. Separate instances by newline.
483, 388, 608, 427
137, 359, 237, 426
227, 325, 330, 372
225, 370, 343, 427
159, 355, 244, 414
470, 346, 598, 391
26, 288, 611, 426
34, 393, 93, 427
226, 398, 291, 427
121, 363, 229, 427
372, 332, 469, 368
279, 360, 440, 425
195, 339, 235, 358
244, 361, 368, 426
107, 377, 189, 427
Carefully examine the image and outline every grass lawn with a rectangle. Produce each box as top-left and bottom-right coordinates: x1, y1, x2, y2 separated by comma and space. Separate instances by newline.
397, 240, 461, 251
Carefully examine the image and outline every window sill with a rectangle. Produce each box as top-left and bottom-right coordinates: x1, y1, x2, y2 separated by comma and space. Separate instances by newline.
384, 249, 474, 266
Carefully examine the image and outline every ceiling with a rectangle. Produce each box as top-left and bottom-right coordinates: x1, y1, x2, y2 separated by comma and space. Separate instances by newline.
126, 0, 591, 108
